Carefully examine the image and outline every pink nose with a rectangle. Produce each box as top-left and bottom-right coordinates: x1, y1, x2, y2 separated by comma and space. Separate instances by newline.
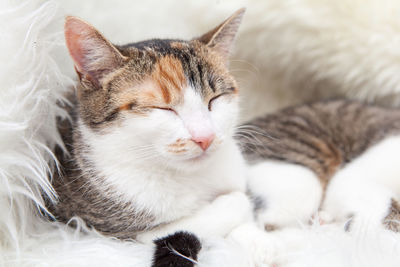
192, 134, 215, 151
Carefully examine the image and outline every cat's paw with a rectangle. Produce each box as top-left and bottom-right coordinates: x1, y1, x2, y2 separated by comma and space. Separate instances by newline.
151, 231, 201, 267
311, 210, 335, 226
248, 161, 322, 231
228, 223, 278, 267
211, 191, 253, 225
254, 191, 321, 231
318, 201, 359, 231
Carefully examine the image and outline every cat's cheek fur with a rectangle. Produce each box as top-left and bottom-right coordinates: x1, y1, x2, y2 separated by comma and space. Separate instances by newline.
209, 96, 239, 140
119, 109, 196, 165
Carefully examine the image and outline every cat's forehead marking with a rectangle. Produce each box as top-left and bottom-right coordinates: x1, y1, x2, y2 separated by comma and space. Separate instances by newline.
122, 39, 220, 98
151, 55, 186, 104
114, 55, 187, 110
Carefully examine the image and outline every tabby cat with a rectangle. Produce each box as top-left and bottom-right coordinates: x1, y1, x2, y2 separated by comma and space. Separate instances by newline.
50, 8, 400, 266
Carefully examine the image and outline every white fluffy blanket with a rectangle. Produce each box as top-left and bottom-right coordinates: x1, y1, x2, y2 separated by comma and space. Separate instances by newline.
1, 0, 400, 266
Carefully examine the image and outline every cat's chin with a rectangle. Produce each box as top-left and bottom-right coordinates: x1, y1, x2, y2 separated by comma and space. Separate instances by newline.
167, 150, 215, 170
187, 151, 209, 162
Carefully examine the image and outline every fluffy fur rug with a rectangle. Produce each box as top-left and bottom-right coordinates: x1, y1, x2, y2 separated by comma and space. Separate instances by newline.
1, 0, 400, 266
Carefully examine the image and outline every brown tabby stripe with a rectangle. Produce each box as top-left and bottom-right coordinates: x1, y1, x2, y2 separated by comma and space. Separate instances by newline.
237, 99, 400, 184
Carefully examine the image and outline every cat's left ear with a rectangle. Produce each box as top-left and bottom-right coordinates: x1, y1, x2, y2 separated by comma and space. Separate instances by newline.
64, 16, 127, 90
197, 8, 245, 62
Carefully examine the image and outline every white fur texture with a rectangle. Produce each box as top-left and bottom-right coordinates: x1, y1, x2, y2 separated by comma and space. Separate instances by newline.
248, 161, 322, 228
0, 0, 71, 251
3, 0, 400, 266
229, 223, 400, 267
137, 191, 252, 244
322, 136, 400, 229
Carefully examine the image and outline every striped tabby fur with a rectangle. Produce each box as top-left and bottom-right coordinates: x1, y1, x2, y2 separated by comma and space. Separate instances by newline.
239, 99, 400, 231
239, 100, 400, 185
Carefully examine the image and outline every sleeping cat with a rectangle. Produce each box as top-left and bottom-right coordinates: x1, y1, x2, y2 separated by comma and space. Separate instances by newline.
50, 7, 400, 267
51, 8, 253, 256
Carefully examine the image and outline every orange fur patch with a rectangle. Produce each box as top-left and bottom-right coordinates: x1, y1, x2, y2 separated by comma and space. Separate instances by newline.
168, 149, 188, 154
310, 137, 342, 184
151, 56, 186, 104
113, 56, 188, 113
119, 103, 132, 111
168, 142, 186, 148
167, 139, 189, 153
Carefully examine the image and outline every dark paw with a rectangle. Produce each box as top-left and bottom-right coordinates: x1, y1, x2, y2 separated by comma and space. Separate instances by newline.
151, 231, 202, 267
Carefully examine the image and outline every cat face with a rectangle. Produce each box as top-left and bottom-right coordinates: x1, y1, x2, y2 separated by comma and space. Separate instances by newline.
65, 9, 244, 168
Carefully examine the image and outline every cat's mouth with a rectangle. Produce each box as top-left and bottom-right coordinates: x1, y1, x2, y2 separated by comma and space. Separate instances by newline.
185, 139, 222, 162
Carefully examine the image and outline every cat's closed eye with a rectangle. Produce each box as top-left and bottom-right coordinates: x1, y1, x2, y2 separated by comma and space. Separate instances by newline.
122, 103, 176, 114
208, 92, 232, 111
152, 106, 177, 114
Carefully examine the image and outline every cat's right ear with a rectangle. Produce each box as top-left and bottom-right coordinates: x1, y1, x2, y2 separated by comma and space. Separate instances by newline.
64, 16, 127, 90
197, 8, 245, 63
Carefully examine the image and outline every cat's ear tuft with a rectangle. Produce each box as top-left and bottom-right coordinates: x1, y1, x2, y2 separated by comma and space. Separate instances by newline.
64, 16, 127, 89
197, 8, 245, 62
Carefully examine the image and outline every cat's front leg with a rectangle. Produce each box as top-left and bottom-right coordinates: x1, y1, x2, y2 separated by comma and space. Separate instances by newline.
137, 191, 253, 244
248, 161, 323, 230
